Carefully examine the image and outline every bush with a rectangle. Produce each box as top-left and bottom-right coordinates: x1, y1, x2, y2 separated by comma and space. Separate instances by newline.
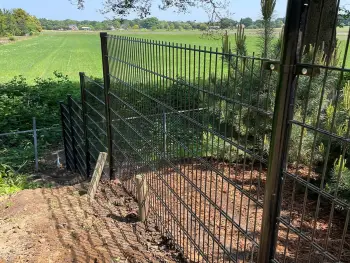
8, 36, 15, 41
0, 164, 40, 195
327, 156, 350, 201
0, 72, 79, 169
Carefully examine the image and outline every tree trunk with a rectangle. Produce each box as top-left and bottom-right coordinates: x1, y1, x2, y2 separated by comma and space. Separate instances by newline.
301, 0, 337, 58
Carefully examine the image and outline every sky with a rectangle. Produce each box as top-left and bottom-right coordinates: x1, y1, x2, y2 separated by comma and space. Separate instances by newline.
0, 0, 287, 22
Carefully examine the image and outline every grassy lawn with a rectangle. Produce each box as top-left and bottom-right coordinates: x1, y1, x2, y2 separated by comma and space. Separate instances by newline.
0, 28, 348, 83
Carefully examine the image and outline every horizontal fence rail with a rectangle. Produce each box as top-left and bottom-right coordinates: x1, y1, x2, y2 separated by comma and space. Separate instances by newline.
0, 121, 61, 171
60, 2, 350, 259
105, 33, 280, 262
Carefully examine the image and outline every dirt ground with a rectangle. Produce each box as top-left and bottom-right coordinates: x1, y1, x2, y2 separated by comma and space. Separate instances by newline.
1, 156, 349, 263
0, 178, 181, 263
120, 161, 350, 262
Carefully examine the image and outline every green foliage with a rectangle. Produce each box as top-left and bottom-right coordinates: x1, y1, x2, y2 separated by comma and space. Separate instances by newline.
0, 72, 79, 132
241, 17, 253, 27
328, 156, 350, 201
220, 18, 237, 29
8, 36, 15, 41
235, 24, 247, 56
261, 0, 276, 20
0, 164, 40, 195
140, 17, 159, 29
260, 0, 276, 58
199, 23, 208, 31
0, 8, 42, 37
0, 73, 79, 169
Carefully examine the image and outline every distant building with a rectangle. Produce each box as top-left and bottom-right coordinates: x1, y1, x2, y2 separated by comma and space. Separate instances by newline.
68, 25, 78, 31
81, 26, 91, 31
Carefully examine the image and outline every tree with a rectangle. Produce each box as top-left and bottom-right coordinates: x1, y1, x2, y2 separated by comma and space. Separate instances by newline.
182, 23, 192, 30
113, 19, 121, 29
0, 8, 41, 37
75, 0, 226, 21
301, 0, 337, 58
132, 24, 139, 29
260, 0, 276, 58
220, 18, 236, 29
199, 23, 208, 31
168, 23, 175, 31
241, 17, 253, 27
274, 18, 284, 28
139, 17, 159, 29
74, 0, 338, 59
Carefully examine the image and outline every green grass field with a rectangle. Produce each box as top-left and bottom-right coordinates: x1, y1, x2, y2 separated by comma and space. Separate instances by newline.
0, 30, 261, 83
0, 28, 348, 83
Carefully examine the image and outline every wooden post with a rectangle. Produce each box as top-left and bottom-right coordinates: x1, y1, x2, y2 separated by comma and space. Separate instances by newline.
135, 174, 149, 222
80, 72, 91, 178
33, 117, 38, 172
87, 152, 107, 201
100, 32, 114, 180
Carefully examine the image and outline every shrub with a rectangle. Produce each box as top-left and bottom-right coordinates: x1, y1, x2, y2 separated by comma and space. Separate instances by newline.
8, 36, 15, 41
0, 72, 79, 169
327, 156, 350, 201
0, 164, 40, 195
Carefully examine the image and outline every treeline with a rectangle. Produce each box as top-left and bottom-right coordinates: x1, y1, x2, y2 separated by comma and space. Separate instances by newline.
0, 9, 42, 37
39, 16, 285, 31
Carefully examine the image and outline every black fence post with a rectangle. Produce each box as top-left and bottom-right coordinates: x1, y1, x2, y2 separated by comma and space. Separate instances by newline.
258, 0, 303, 262
100, 32, 114, 180
67, 94, 78, 171
80, 72, 91, 178
59, 101, 70, 171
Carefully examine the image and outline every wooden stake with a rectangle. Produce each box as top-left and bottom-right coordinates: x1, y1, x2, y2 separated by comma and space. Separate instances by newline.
87, 152, 107, 202
135, 174, 148, 222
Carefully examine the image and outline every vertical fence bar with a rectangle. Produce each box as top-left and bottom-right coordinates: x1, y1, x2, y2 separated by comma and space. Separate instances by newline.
80, 72, 91, 178
60, 101, 70, 171
67, 94, 78, 171
258, 0, 303, 262
33, 117, 38, 172
100, 32, 114, 180
163, 109, 167, 157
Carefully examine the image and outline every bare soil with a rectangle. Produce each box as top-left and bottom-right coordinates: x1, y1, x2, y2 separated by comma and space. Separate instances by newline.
1, 158, 349, 263
120, 161, 350, 262
0, 178, 181, 263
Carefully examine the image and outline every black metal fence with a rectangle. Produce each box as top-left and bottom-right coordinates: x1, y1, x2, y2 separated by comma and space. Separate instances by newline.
60, 1, 350, 262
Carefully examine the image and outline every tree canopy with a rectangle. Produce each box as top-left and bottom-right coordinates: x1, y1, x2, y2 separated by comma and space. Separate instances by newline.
0, 8, 42, 37
74, 0, 226, 20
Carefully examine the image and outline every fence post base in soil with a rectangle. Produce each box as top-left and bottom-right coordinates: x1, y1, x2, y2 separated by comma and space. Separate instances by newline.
87, 152, 107, 202
135, 174, 149, 222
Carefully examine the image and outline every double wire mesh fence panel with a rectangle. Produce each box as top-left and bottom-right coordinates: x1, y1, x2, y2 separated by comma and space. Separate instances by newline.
60, 2, 350, 260
83, 76, 108, 178
271, 1, 350, 262
105, 34, 279, 262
